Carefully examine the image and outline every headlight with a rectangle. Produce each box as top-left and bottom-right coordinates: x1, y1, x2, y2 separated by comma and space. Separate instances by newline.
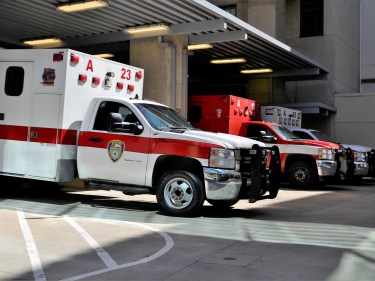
353, 151, 367, 162
209, 148, 236, 169
318, 148, 334, 160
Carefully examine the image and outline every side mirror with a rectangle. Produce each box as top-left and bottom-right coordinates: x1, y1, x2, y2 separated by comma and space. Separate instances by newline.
107, 112, 144, 135
260, 131, 277, 143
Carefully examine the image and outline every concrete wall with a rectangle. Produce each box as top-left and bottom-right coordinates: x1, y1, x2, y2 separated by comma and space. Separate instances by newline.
333, 0, 375, 147
130, 35, 188, 117
335, 93, 375, 147
285, 0, 360, 109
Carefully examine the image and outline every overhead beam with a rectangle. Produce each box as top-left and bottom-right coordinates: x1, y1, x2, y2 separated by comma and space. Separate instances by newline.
64, 19, 227, 48
188, 30, 248, 45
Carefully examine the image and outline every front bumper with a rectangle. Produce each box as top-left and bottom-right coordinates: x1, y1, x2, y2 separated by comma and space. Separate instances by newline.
204, 168, 242, 200
316, 160, 338, 177
203, 145, 281, 202
353, 162, 369, 176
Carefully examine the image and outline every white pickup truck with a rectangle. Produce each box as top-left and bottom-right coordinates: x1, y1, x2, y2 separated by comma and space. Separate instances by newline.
0, 49, 281, 216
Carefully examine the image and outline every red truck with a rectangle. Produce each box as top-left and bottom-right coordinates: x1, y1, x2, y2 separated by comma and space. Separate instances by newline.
188, 95, 351, 188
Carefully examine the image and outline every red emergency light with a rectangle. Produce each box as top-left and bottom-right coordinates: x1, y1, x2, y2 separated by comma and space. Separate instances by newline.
128, 84, 134, 91
116, 82, 124, 89
78, 74, 87, 82
70, 54, 79, 64
135, 71, 143, 79
53, 53, 64, 62
92, 77, 100, 85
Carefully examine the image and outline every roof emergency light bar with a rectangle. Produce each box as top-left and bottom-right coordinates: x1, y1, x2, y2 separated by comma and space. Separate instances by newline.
56, 0, 109, 13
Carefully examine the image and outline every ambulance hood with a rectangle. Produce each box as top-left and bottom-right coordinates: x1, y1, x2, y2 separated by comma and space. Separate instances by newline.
161, 130, 265, 149
302, 139, 341, 149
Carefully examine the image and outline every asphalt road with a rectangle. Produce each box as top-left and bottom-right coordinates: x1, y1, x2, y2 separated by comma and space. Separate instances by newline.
0, 178, 374, 281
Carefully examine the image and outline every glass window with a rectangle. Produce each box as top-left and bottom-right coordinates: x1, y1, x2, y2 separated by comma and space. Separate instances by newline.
5, 66, 24, 96
246, 125, 274, 141
93, 101, 136, 131
220, 4, 236, 16
188, 105, 202, 123
300, 0, 323, 37
293, 130, 314, 140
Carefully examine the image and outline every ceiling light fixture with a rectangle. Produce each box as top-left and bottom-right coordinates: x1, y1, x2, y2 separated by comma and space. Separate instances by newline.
124, 23, 169, 34
23, 38, 62, 46
240, 68, 273, 74
187, 43, 213, 51
56, 0, 109, 13
210, 57, 246, 64
94, 53, 114, 58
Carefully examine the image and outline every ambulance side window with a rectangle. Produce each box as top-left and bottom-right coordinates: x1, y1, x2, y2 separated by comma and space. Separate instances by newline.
5, 66, 24, 96
188, 105, 202, 123
246, 125, 273, 141
93, 101, 136, 131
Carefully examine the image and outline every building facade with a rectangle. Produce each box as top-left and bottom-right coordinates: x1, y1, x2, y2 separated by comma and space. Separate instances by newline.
209, 0, 375, 147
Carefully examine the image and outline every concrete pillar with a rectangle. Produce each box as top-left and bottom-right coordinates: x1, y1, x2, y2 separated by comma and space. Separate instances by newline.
129, 35, 188, 118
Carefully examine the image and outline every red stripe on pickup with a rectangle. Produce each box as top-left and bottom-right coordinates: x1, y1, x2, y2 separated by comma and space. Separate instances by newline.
79, 131, 222, 159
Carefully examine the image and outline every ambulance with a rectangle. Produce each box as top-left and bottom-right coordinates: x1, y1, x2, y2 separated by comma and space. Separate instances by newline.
188, 95, 355, 188
0, 49, 280, 216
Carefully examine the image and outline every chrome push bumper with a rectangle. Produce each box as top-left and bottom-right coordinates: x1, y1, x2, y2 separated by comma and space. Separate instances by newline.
316, 160, 337, 177
353, 162, 369, 176
203, 145, 281, 202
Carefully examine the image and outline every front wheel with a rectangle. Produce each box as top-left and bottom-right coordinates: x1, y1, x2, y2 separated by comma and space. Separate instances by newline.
286, 161, 317, 188
156, 170, 205, 216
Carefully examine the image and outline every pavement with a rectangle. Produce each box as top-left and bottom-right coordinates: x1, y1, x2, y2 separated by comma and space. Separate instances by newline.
0, 178, 374, 281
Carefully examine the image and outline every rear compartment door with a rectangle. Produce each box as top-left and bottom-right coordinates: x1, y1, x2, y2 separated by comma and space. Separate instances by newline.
0, 62, 33, 175
26, 93, 61, 179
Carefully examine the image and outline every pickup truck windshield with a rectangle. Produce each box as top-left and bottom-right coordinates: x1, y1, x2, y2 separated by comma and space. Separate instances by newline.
136, 103, 194, 131
271, 125, 300, 140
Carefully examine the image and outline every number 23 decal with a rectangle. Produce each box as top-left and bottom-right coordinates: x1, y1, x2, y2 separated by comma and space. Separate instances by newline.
121, 68, 131, 80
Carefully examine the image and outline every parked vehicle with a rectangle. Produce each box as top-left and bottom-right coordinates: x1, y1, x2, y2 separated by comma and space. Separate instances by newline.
188, 95, 353, 188
0, 49, 281, 216
291, 128, 374, 178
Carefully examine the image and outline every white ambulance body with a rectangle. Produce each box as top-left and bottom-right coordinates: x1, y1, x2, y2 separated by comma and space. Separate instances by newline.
0, 49, 280, 216
261, 106, 302, 128
0, 49, 143, 182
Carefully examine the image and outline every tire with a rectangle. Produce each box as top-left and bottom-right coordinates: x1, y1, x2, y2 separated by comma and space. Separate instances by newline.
156, 170, 205, 216
287, 161, 317, 188
207, 199, 239, 209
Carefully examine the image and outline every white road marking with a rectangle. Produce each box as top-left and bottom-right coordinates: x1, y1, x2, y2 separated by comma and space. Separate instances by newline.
60, 220, 174, 281
63, 215, 118, 268
17, 209, 46, 281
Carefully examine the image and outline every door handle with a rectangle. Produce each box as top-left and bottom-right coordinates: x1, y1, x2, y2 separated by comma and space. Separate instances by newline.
88, 137, 104, 143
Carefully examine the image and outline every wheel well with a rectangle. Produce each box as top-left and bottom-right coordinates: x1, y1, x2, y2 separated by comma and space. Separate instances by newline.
285, 154, 317, 174
152, 155, 204, 189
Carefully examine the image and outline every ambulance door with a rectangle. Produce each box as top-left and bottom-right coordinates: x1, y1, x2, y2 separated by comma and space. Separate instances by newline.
26, 93, 61, 179
78, 101, 150, 186
0, 62, 33, 175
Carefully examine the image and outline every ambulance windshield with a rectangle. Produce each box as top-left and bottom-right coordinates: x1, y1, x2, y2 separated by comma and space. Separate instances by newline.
136, 103, 194, 132
271, 125, 300, 140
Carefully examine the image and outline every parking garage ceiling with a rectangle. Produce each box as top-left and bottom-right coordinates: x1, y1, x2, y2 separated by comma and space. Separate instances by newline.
0, 0, 328, 81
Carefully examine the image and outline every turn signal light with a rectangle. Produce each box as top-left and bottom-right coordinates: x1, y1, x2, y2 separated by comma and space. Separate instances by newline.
116, 82, 124, 89
71, 54, 79, 64
128, 84, 134, 91
135, 71, 143, 79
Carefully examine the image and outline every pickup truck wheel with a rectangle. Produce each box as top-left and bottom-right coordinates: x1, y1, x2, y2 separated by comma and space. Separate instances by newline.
207, 199, 239, 209
287, 161, 317, 188
156, 170, 205, 216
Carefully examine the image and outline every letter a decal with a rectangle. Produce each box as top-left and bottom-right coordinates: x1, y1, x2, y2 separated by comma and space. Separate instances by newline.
86, 59, 94, 72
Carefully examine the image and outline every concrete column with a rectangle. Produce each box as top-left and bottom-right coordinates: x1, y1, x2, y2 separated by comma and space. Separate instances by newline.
129, 35, 188, 118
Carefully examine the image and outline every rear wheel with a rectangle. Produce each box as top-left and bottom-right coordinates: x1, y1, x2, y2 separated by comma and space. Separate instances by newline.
156, 170, 205, 216
287, 161, 317, 188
